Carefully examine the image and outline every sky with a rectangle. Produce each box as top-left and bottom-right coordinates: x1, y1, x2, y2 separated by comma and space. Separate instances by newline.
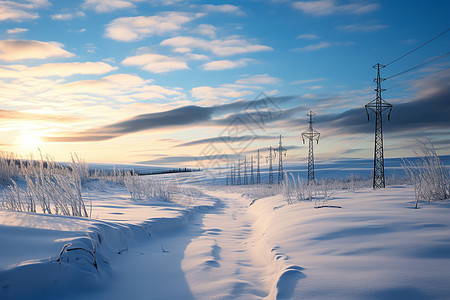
0, 0, 449, 168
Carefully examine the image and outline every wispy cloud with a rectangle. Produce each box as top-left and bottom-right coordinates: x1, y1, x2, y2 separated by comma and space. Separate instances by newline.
201, 59, 251, 71
292, 0, 379, 16
195, 24, 217, 39
293, 40, 331, 52
176, 135, 276, 147
191, 86, 254, 101
293, 41, 352, 52
0, 0, 50, 21
83, 0, 143, 13
51, 11, 85, 21
235, 74, 280, 85
0, 62, 116, 78
0, 108, 81, 123
0, 40, 73, 61
337, 23, 388, 33
44, 95, 295, 142
105, 12, 201, 42
6, 28, 29, 34
290, 78, 325, 85
201, 4, 245, 16
161, 36, 272, 56
297, 34, 319, 39
122, 53, 188, 73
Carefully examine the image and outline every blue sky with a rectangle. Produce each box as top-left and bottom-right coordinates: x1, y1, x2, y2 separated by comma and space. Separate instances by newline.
0, 0, 449, 167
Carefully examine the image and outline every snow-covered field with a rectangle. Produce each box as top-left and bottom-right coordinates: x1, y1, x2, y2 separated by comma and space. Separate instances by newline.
1, 173, 450, 299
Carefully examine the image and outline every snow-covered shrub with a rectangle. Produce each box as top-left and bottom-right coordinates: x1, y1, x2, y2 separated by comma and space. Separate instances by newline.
282, 173, 309, 204
90, 167, 127, 186
402, 140, 450, 208
2, 153, 89, 217
124, 172, 172, 202
0, 151, 20, 184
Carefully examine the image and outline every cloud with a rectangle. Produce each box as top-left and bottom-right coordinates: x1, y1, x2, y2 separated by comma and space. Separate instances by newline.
51, 11, 85, 20
191, 86, 254, 100
337, 23, 388, 32
161, 36, 272, 56
235, 74, 280, 85
176, 135, 276, 147
0, 62, 117, 78
196, 24, 217, 39
293, 41, 352, 52
293, 41, 331, 52
138, 154, 241, 165
38, 73, 182, 103
0, 0, 50, 21
0, 108, 81, 123
44, 94, 294, 142
104, 12, 200, 42
185, 53, 209, 61
292, 0, 379, 16
82, 0, 143, 13
0, 40, 74, 61
6, 28, 28, 34
201, 59, 251, 71
297, 34, 319, 39
122, 53, 188, 73
201, 4, 245, 16
290, 78, 325, 85
45, 106, 213, 142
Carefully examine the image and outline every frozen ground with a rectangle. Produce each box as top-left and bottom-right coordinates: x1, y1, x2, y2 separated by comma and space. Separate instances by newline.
1, 178, 450, 299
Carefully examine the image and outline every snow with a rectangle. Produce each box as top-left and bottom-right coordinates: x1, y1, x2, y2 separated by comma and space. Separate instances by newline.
1, 181, 450, 299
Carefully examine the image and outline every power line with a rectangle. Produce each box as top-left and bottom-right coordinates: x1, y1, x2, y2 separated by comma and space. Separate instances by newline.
385, 66, 450, 90
384, 28, 450, 67
386, 52, 450, 80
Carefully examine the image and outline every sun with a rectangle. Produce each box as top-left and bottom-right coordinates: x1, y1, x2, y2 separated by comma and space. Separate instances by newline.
20, 131, 43, 151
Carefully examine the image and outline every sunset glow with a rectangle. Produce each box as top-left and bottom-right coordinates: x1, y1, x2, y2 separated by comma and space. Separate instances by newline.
0, 0, 448, 166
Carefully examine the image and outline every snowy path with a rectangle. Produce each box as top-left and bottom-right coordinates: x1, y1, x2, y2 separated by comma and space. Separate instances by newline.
63, 191, 269, 300
182, 192, 268, 299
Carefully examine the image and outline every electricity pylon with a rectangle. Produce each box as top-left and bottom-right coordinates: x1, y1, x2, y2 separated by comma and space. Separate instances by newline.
365, 63, 393, 189
256, 149, 263, 184
250, 155, 255, 185
302, 111, 320, 185
266, 146, 275, 184
237, 158, 241, 185
274, 135, 287, 184
244, 157, 248, 185
230, 163, 234, 185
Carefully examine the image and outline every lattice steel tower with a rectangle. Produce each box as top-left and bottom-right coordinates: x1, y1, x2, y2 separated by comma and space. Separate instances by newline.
256, 149, 263, 184
237, 158, 241, 185
244, 157, 248, 185
274, 135, 287, 184
365, 63, 393, 189
250, 155, 255, 185
266, 147, 275, 184
302, 111, 320, 185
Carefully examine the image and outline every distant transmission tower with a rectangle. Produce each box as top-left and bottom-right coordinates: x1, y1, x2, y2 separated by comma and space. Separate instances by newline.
230, 163, 235, 185
365, 63, 393, 189
244, 157, 248, 185
266, 146, 275, 184
274, 135, 287, 184
256, 149, 263, 184
250, 155, 255, 185
237, 158, 241, 185
302, 111, 320, 185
